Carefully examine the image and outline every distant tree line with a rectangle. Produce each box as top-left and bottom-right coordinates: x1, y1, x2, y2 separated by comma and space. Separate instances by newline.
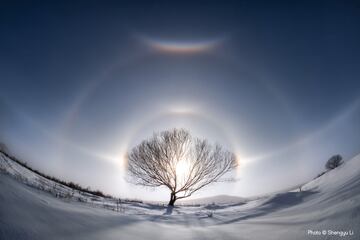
0, 147, 109, 198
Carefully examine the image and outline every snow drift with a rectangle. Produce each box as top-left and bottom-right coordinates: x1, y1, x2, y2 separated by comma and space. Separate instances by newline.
1, 151, 359, 240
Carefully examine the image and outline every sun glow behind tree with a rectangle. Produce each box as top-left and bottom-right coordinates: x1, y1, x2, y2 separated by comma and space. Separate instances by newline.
127, 128, 238, 206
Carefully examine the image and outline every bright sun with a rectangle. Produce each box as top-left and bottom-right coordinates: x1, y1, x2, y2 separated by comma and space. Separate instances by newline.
176, 160, 190, 180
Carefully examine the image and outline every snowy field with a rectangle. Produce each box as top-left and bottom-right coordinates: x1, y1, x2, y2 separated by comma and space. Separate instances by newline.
1, 151, 359, 240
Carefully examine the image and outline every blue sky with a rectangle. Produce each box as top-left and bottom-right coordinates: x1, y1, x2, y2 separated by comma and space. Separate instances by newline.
0, 1, 359, 200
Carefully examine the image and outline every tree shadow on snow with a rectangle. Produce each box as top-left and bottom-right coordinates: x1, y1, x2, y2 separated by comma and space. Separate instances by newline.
163, 205, 174, 215
219, 190, 318, 225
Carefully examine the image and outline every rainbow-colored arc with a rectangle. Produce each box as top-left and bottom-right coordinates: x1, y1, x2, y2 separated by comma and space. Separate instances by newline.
142, 37, 223, 54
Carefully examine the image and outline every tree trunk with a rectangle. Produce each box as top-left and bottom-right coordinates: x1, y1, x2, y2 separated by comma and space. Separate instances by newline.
168, 192, 177, 206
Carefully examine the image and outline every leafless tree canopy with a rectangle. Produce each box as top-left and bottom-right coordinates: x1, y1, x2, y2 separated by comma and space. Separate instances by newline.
325, 154, 343, 170
126, 128, 238, 205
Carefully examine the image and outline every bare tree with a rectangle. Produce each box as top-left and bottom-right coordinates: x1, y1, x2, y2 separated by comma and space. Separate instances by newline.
126, 128, 238, 206
325, 154, 343, 170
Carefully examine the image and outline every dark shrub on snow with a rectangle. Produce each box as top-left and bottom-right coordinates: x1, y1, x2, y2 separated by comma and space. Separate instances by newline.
325, 154, 343, 170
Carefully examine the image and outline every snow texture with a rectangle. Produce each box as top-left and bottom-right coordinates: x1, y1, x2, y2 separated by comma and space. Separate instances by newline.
1, 151, 359, 240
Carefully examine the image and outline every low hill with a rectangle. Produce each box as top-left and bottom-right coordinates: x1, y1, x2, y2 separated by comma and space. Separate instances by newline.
179, 194, 247, 205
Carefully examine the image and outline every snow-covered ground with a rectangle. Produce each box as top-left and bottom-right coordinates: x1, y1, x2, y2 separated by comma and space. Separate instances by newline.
1, 151, 359, 240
